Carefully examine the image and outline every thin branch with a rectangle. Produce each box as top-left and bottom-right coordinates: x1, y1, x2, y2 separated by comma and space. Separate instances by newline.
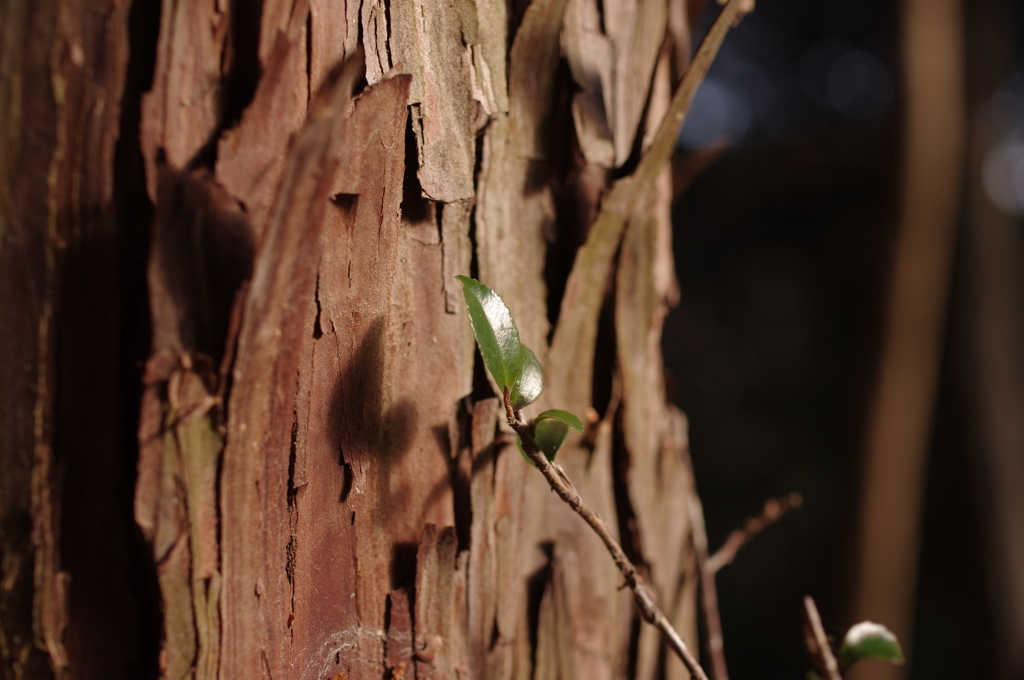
682, 435, 803, 680
706, 493, 804, 575
802, 596, 842, 680
687, 490, 729, 680
679, 440, 729, 680
506, 403, 710, 680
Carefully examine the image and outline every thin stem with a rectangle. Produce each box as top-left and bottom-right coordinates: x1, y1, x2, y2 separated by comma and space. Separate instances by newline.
687, 491, 729, 680
508, 406, 710, 680
706, 493, 804, 575
681, 441, 729, 680
802, 596, 843, 680
689, 491, 803, 680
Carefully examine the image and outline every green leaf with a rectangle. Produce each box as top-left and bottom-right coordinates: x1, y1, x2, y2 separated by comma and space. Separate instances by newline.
456, 276, 523, 392
838, 622, 905, 671
534, 418, 569, 461
517, 417, 570, 464
534, 409, 584, 433
515, 409, 584, 464
806, 672, 826, 680
509, 345, 544, 409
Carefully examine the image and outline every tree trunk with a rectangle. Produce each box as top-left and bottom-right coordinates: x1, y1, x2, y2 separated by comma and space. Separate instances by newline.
0, 0, 704, 678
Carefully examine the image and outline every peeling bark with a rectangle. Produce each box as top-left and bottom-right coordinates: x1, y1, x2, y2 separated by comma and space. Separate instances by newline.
3, 0, 709, 677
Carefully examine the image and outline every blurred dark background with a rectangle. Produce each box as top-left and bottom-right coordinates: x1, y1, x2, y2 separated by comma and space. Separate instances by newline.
663, 0, 1024, 678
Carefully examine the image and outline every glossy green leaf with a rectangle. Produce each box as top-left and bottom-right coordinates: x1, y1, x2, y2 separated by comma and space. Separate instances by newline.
456, 276, 523, 392
517, 417, 570, 464
534, 409, 584, 433
510, 345, 544, 409
838, 622, 904, 671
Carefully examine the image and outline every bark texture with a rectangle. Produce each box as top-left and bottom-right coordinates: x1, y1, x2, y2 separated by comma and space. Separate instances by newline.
2, 0, 704, 677
0, 0, 146, 674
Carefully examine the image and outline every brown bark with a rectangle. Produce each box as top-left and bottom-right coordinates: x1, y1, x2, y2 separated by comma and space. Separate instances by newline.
0, 0, 147, 674
2, 0, 716, 676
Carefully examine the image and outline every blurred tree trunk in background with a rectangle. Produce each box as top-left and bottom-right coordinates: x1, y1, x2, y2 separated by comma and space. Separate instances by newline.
959, 0, 1024, 675
0, 0, 704, 678
855, 0, 1024, 679
850, 2, 964, 680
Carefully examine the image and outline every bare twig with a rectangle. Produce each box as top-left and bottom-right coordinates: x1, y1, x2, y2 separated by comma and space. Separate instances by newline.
687, 490, 729, 680
802, 596, 842, 680
706, 493, 804, 575
693, 492, 803, 680
678, 440, 729, 680
505, 400, 710, 680
682, 436, 802, 680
